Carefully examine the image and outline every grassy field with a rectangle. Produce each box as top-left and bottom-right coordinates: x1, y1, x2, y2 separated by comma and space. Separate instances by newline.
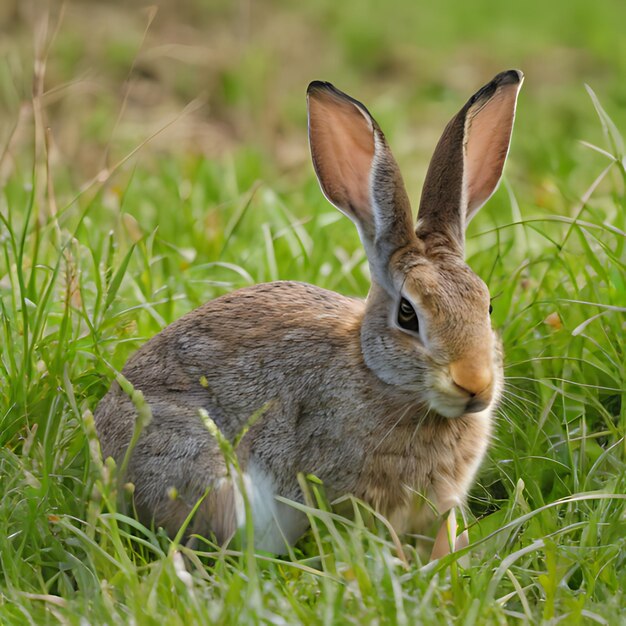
1, 1, 625, 623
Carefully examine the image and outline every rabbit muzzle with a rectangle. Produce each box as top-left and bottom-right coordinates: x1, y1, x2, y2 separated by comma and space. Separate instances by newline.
450, 357, 494, 413
424, 347, 499, 418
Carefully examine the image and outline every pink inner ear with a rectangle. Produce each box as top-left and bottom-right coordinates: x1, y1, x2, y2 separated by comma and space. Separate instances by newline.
308, 89, 375, 225
464, 84, 519, 219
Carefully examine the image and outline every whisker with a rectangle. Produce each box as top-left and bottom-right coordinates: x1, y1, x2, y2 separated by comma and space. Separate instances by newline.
372, 400, 416, 453
502, 388, 543, 412
504, 379, 542, 399
409, 407, 431, 446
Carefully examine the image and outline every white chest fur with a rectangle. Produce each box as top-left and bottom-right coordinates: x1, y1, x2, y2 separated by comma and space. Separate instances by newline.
233, 461, 307, 553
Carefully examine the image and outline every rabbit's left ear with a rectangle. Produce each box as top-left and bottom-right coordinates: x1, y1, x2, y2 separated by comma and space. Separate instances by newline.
307, 81, 415, 288
416, 70, 523, 252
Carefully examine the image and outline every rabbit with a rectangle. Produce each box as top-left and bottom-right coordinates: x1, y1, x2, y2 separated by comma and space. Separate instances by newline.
94, 69, 523, 559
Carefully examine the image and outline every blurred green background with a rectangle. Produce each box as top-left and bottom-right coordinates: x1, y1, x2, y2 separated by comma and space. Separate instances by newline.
2, 0, 626, 198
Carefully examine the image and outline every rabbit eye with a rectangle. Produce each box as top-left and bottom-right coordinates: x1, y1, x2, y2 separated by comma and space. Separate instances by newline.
489, 303, 493, 315
398, 298, 420, 333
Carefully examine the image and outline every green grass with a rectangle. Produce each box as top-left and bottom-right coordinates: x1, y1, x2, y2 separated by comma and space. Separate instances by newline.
1, 2, 625, 624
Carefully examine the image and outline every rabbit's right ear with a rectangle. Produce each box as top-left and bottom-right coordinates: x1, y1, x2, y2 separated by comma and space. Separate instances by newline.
307, 82, 415, 287
416, 70, 523, 253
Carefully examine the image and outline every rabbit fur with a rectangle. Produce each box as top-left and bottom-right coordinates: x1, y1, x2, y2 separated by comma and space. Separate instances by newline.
95, 70, 523, 556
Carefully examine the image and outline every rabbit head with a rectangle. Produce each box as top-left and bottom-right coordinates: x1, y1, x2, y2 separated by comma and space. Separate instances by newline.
307, 70, 523, 419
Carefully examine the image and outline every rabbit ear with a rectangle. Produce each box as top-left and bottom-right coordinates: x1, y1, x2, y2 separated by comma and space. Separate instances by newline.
416, 70, 523, 251
307, 81, 415, 286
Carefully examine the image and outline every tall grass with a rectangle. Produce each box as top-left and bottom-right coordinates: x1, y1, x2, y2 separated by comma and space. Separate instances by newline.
1, 4, 625, 624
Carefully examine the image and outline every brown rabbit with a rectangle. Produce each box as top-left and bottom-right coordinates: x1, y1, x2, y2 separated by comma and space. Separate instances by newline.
95, 70, 523, 558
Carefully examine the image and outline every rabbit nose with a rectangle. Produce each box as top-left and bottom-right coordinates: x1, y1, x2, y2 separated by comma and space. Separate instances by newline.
450, 358, 493, 401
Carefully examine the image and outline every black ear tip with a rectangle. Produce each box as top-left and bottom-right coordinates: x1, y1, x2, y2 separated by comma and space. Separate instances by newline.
306, 81, 374, 120
494, 69, 524, 86
468, 69, 524, 106
307, 80, 336, 96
